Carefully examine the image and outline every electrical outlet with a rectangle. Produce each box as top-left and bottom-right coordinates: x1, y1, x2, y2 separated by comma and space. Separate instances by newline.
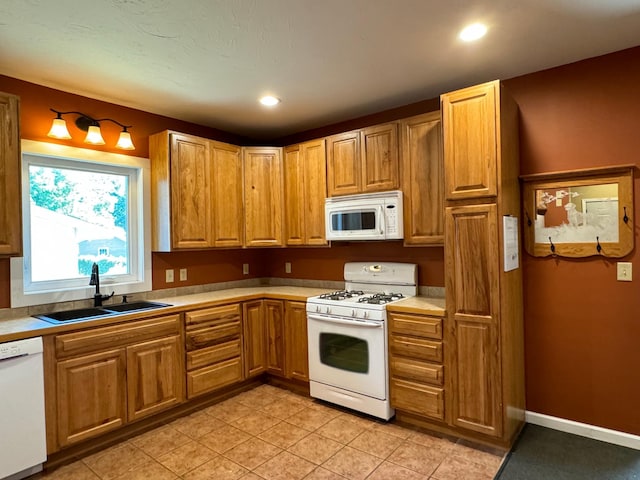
179, 268, 187, 281
617, 262, 632, 281
165, 269, 174, 283
285, 262, 292, 274
243, 263, 249, 275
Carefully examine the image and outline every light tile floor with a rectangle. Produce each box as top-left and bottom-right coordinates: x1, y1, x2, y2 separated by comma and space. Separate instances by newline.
35, 384, 505, 480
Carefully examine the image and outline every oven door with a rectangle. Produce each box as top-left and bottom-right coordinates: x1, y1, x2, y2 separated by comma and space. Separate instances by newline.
307, 313, 387, 400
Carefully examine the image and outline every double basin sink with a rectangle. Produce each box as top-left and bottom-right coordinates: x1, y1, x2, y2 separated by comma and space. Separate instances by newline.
35, 301, 172, 324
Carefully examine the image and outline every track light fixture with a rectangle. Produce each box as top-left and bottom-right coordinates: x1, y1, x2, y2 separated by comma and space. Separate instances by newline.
47, 108, 135, 150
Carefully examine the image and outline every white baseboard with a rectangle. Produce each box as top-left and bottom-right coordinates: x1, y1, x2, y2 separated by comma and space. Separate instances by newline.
525, 411, 640, 451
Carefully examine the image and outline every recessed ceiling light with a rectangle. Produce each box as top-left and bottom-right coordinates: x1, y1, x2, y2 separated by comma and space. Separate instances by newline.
459, 23, 488, 42
259, 95, 280, 106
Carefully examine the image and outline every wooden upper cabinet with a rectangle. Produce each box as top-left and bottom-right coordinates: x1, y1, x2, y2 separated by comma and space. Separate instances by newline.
243, 147, 284, 247
327, 123, 399, 197
361, 123, 399, 193
149, 131, 244, 251
400, 111, 444, 245
445, 203, 502, 437
284, 139, 327, 246
210, 140, 244, 247
0, 92, 22, 256
327, 131, 361, 196
170, 134, 212, 248
441, 81, 498, 201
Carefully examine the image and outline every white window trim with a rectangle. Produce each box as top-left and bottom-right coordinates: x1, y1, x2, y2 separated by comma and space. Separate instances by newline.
11, 140, 152, 307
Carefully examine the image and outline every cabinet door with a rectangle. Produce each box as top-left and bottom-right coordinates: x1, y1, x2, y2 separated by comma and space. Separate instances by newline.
211, 140, 244, 247
265, 300, 286, 376
170, 133, 212, 248
303, 139, 328, 245
243, 300, 267, 378
400, 112, 444, 245
0, 92, 21, 256
285, 301, 309, 382
361, 123, 399, 192
57, 349, 126, 447
284, 140, 328, 246
126, 335, 185, 422
445, 203, 502, 437
442, 81, 498, 200
243, 147, 283, 246
327, 131, 361, 196
283, 145, 305, 245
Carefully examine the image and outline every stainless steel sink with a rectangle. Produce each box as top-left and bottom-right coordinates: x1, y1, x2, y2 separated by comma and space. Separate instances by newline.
35, 301, 172, 324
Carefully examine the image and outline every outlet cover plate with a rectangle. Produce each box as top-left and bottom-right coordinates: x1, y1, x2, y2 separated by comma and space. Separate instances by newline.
165, 269, 174, 283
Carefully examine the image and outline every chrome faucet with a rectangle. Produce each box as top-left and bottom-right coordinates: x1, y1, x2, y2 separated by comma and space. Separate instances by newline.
89, 263, 114, 307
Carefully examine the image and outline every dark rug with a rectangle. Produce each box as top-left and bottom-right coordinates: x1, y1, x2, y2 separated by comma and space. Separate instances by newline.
495, 424, 640, 479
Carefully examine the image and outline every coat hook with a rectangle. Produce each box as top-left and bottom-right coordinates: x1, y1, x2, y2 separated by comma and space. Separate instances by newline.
623, 206, 629, 224
596, 236, 602, 254
549, 236, 555, 255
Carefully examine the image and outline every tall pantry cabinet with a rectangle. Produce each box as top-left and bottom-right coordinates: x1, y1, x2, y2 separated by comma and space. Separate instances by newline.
441, 80, 525, 446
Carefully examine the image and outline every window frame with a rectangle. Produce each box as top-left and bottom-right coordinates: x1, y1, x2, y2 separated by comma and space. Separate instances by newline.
11, 140, 152, 307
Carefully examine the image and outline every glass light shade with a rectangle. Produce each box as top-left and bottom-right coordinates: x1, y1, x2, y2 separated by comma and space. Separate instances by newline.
116, 131, 135, 150
84, 125, 105, 145
47, 118, 72, 139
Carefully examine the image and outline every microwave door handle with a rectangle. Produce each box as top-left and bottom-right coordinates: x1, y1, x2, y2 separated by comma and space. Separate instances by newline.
307, 314, 383, 328
377, 205, 384, 235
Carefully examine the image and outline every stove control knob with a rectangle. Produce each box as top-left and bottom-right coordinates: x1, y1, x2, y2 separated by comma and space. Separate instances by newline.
351, 309, 355, 317
325, 306, 331, 314
363, 311, 369, 319
315, 305, 320, 313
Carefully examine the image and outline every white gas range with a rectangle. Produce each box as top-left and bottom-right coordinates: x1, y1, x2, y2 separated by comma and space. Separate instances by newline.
306, 262, 417, 420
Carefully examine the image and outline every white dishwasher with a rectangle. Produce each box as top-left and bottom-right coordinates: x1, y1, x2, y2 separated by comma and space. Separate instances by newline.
0, 337, 47, 480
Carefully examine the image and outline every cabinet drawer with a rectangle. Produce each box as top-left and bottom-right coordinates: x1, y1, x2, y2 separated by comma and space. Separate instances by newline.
187, 357, 243, 398
391, 378, 444, 420
389, 313, 442, 340
186, 322, 241, 351
185, 304, 241, 328
390, 334, 443, 363
56, 315, 181, 358
186, 339, 241, 370
390, 356, 444, 386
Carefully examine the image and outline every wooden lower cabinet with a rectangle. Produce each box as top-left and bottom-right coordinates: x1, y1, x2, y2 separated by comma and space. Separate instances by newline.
47, 314, 184, 452
284, 301, 309, 382
127, 335, 184, 421
186, 304, 243, 397
56, 349, 127, 447
388, 311, 445, 422
265, 300, 285, 376
243, 300, 267, 378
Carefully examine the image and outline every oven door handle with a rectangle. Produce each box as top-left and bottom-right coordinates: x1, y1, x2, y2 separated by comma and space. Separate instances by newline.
307, 314, 383, 328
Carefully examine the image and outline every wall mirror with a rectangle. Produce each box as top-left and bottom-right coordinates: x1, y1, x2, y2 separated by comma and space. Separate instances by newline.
521, 165, 634, 258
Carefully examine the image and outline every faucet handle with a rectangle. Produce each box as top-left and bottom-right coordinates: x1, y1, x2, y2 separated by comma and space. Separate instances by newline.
122, 295, 129, 304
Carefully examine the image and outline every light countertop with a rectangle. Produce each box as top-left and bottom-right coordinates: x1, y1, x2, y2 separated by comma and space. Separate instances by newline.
0, 285, 445, 343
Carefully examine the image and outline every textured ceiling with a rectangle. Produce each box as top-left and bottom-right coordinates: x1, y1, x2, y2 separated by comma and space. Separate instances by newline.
1, 0, 640, 139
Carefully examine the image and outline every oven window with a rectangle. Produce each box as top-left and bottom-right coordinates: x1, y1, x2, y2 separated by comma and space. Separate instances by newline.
331, 211, 376, 231
319, 333, 369, 373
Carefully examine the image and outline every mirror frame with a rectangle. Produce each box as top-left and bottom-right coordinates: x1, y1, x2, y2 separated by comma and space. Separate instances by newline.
521, 165, 634, 258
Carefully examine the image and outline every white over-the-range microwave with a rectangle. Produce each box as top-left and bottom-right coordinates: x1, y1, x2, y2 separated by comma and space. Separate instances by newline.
325, 190, 403, 241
